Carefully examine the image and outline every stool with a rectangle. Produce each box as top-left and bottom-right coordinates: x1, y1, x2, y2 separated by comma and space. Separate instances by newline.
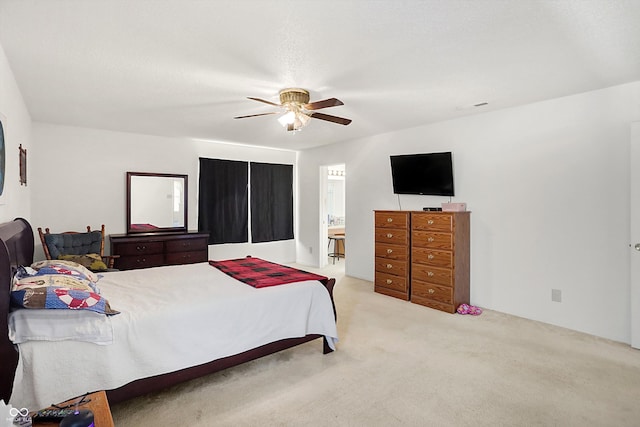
327, 235, 345, 264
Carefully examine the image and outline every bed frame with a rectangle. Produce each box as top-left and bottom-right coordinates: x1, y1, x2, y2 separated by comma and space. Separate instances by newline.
0, 218, 336, 405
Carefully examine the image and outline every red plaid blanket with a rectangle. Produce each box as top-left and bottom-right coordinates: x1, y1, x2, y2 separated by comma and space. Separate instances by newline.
209, 256, 328, 288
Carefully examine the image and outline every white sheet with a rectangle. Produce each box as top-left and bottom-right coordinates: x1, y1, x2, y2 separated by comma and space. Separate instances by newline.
9, 309, 114, 345
9, 262, 338, 410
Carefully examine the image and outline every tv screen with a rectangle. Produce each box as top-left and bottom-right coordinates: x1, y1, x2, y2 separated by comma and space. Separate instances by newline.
390, 152, 454, 196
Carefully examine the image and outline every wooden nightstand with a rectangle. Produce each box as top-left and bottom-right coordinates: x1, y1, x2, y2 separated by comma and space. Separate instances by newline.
32, 390, 114, 427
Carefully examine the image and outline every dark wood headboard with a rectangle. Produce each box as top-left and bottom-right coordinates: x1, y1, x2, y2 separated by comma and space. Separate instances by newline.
0, 218, 34, 402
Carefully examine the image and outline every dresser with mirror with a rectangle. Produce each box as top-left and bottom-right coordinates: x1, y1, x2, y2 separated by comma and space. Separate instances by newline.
110, 172, 209, 271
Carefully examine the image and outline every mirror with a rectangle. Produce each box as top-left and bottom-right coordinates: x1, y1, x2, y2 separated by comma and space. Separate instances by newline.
127, 172, 188, 233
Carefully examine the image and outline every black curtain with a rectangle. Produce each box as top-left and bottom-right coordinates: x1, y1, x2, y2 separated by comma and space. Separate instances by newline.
198, 158, 248, 244
250, 162, 294, 243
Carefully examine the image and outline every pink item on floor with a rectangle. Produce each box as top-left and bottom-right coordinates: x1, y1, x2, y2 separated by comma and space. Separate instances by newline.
468, 306, 482, 315
456, 304, 482, 315
457, 303, 470, 314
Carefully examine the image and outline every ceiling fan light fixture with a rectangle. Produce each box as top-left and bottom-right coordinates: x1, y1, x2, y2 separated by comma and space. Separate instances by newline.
237, 87, 351, 131
279, 88, 310, 105
297, 113, 310, 126
278, 109, 310, 131
278, 111, 297, 126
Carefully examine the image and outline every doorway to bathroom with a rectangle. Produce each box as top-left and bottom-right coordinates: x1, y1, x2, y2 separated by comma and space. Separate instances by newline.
319, 164, 345, 268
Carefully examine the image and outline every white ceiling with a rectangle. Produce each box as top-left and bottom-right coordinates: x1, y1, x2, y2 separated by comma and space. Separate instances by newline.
1, 0, 639, 151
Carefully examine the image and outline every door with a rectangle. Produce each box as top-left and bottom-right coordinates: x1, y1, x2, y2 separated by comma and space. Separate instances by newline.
319, 164, 346, 267
631, 122, 640, 349
319, 166, 329, 267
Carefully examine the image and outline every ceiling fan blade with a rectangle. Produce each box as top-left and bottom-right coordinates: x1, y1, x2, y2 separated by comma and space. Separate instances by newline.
310, 112, 352, 125
304, 98, 344, 110
247, 97, 282, 108
233, 112, 279, 119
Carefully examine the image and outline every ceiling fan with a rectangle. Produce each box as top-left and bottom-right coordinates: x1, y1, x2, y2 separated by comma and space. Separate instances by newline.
234, 88, 352, 131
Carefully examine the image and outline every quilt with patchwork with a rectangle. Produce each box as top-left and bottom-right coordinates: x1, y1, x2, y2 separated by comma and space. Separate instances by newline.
11, 263, 119, 315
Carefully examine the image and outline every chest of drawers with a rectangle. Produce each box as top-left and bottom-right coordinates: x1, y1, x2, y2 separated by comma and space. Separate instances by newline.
373, 210, 471, 313
110, 232, 209, 271
374, 210, 410, 300
411, 211, 470, 313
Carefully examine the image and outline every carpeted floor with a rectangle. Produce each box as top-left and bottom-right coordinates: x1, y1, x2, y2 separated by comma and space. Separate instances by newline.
110, 262, 640, 426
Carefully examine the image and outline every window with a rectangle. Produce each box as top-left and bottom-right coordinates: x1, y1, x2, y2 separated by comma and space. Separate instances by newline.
250, 162, 294, 243
198, 158, 248, 244
198, 159, 294, 244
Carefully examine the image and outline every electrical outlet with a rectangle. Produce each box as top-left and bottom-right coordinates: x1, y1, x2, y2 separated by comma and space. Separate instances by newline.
308, 246, 313, 254
551, 289, 562, 303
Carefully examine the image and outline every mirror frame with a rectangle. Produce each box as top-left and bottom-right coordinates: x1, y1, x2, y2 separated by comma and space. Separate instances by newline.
126, 171, 188, 234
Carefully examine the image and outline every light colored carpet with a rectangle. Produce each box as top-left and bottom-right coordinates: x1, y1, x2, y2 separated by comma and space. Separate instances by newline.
111, 262, 640, 426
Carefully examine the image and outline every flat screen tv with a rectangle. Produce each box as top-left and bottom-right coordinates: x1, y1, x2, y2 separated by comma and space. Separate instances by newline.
390, 152, 454, 196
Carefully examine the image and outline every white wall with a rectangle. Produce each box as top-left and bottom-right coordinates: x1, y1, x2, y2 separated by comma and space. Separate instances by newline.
30, 123, 297, 263
0, 42, 31, 224
298, 82, 640, 344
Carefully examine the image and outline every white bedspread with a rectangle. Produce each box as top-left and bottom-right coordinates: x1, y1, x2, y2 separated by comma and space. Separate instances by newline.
9, 309, 114, 345
9, 262, 338, 410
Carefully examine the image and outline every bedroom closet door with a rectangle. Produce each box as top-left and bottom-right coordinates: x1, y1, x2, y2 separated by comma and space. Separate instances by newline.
630, 121, 640, 349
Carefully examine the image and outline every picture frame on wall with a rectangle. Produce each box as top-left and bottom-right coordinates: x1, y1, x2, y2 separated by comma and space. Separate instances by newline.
19, 144, 26, 186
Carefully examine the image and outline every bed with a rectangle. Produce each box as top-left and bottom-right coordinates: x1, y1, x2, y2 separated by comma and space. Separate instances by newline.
0, 218, 338, 410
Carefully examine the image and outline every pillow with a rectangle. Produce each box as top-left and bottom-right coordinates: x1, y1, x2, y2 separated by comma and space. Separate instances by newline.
11, 286, 119, 315
13, 274, 97, 293
14, 260, 117, 315
58, 253, 108, 272
31, 259, 100, 282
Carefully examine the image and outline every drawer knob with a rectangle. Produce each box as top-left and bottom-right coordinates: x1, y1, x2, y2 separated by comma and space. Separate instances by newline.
427, 237, 435, 242
386, 218, 393, 223
136, 245, 147, 251
386, 263, 393, 269
386, 279, 393, 284
386, 233, 393, 238
427, 254, 434, 259
386, 249, 393, 254
427, 219, 434, 225
427, 271, 434, 277
428, 288, 435, 294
